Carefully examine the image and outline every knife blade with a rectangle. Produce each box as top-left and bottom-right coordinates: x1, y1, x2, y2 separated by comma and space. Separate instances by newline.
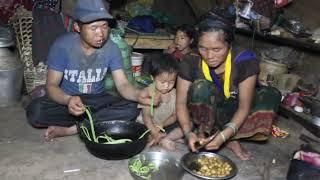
194, 131, 220, 152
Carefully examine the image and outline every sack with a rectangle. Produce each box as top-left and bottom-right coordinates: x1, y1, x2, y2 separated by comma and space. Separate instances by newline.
56, 0, 77, 17
105, 29, 134, 93
252, 0, 277, 20
32, 2, 66, 65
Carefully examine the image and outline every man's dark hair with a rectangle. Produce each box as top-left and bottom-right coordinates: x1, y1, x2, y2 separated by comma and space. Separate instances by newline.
149, 53, 179, 77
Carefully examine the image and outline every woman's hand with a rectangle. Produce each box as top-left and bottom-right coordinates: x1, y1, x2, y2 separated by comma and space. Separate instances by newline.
204, 133, 225, 150
68, 96, 85, 116
187, 132, 200, 152
204, 129, 234, 150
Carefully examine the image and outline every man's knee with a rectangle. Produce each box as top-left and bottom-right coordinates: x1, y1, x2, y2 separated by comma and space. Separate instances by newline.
26, 98, 45, 127
114, 101, 140, 121
126, 103, 140, 121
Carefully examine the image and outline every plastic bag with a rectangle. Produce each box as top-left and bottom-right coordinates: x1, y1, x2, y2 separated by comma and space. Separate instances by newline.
125, 1, 152, 18
138, 0, 154, 7
105, 29, 134, 92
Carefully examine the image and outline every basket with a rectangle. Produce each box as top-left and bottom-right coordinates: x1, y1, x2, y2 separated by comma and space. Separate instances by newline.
9, 6, 47, 93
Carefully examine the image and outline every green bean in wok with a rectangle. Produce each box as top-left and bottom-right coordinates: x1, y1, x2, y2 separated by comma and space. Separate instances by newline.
80, 107, 165, 144
85, 107, 98, 143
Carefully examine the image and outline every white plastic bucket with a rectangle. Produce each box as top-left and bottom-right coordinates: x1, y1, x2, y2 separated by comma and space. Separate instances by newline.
131, 52, 144, 77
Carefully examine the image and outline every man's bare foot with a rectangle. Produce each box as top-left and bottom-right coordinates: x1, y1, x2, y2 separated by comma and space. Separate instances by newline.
159, 138, 176, 151
44, 125, 77, 142
226, 141, 251, 160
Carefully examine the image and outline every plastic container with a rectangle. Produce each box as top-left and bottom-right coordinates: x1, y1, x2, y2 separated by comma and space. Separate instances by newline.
131, 52, 144, 77
294, 106, 303, 113
0, 48, 23, 107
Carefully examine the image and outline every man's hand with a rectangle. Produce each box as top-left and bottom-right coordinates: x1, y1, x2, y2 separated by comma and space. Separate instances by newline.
68, 96, 85, 116
137, 87, 160, 106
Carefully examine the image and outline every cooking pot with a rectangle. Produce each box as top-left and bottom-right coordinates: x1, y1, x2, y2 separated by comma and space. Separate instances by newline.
78, 120, 148, 160
300, 96, 320, 117
0, 25, 14, 47
0, 24, 23, 107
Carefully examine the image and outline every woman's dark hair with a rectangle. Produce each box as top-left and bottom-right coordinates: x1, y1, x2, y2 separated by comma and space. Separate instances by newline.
198, 12, 235, 44
149, 54, 179, 78
176, 24, 195, 40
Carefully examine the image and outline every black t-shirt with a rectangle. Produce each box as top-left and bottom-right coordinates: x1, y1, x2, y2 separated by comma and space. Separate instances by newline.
178, 50, 260, 93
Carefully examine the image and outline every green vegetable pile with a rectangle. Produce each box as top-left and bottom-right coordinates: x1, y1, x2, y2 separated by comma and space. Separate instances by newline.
129, 158, 159, 180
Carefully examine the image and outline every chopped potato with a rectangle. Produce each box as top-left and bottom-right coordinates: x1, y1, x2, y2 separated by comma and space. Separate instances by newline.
194, 156, 232, 177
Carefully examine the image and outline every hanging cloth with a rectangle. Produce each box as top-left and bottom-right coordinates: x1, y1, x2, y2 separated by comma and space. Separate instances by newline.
202, 50, 232, 98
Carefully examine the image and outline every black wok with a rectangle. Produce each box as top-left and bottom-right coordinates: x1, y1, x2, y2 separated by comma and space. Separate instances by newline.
300, 96, 320, 117
78, 120, 148, 160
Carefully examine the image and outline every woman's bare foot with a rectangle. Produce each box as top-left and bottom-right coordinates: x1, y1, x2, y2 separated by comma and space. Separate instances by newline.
44, 125, 77, 142
159, 138, 176, 151
226, 141, 251, 160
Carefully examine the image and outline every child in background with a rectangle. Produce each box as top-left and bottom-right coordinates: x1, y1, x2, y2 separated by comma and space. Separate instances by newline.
165, 24, 195, 61
137, 54, 183, 151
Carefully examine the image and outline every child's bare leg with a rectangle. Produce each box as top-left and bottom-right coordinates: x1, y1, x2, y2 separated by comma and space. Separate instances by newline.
165, 127, 184, 141
44, 125, 77, 141
160, 128, 184, 151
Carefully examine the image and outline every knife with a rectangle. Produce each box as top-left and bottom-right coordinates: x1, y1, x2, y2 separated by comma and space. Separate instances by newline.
194, 130, 220, 152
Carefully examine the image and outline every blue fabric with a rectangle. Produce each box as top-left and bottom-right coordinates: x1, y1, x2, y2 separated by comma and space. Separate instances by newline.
207, 49, 258, 95
209, 68, 224, 94
234, 50, 257, 63
47, 33, 123, 95
127, 16, 155, 33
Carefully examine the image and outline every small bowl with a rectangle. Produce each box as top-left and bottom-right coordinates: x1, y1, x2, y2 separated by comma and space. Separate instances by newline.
181, 152, 238, 180
78, 120, 148, 160
128, 151, 184, 180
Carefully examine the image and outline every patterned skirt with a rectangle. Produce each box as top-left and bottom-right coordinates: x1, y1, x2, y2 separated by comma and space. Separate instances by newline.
188, 79, 281, 141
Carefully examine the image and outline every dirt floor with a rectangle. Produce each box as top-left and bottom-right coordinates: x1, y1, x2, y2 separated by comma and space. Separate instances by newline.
0, 100, 318, 180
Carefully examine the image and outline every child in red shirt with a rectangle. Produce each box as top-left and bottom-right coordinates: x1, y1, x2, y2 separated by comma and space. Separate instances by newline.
165, 24, 195, 61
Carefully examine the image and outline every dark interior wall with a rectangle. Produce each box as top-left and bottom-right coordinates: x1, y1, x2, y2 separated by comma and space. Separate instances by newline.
280, 0, 320, 81
152, 0, 320, 83
152, 0, 196, 25
284, 0, 320, 29
236, 0, 320, 87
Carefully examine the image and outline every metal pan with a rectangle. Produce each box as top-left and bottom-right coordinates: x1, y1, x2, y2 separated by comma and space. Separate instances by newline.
181, 152, 238, 180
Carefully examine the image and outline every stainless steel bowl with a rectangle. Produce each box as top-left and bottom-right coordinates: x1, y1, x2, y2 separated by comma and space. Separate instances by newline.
128, 151, 184, 180
181, 152, 238, 180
